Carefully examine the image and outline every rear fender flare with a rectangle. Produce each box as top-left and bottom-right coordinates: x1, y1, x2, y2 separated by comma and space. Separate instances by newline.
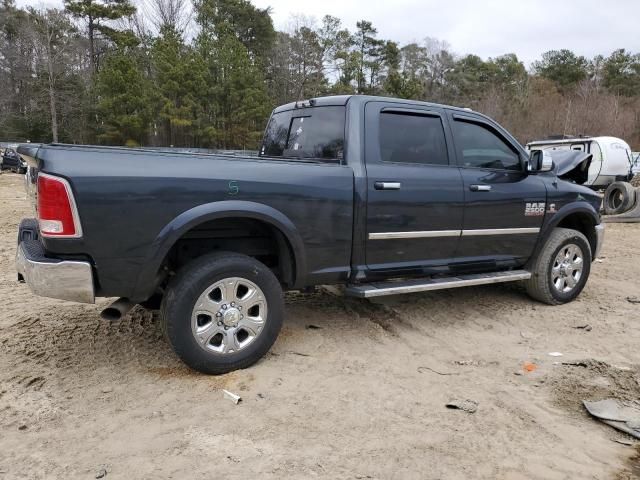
131, 200, 306, 300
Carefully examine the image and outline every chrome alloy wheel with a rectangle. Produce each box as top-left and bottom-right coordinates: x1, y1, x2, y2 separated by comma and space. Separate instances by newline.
191, 277, 267, 355
551, 243, 584, 293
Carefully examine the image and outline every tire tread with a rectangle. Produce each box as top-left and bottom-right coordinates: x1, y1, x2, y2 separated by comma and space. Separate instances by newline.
160, 251, 284, 374
525, 228, 591, 305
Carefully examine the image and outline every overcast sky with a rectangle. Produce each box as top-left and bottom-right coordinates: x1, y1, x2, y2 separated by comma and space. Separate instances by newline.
17, 0, 640, 66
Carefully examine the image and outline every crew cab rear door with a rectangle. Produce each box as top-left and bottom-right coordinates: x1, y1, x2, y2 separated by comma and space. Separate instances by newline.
448, 112, 547, 264
364, 102, 464, 271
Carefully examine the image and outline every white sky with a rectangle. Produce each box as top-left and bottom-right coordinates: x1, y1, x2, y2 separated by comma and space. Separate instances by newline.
17, 0, 640, 66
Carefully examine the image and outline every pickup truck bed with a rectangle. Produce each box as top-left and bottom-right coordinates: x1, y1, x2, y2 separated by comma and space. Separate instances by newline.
22, 144, 355, 299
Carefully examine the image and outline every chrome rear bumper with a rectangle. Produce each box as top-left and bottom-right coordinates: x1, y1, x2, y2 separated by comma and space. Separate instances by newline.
16, 240, 95, 304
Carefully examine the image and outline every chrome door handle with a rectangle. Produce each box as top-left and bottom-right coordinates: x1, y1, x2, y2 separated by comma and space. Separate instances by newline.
374, 182, 401, 190
470, 184, 492, 192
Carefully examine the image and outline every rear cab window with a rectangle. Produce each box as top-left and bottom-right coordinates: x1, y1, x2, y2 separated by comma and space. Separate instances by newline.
260, 106, 345, 162
378, 112, 449, 166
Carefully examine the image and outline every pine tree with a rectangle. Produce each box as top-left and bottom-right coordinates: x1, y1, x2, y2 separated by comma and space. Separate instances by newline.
151, 26, 206, 146
64, 0, 135, 73
96, 49, 152, 145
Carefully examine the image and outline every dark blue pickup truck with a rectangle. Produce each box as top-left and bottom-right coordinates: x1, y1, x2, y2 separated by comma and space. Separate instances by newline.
16, 95, 604, 374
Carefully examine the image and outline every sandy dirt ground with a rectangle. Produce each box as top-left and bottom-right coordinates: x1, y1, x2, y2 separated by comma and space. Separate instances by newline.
0, 172, 639, 479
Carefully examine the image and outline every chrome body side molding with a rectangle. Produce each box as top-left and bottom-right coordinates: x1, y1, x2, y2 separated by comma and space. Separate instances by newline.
368, 230, 461, 240
368, 227, 540, 240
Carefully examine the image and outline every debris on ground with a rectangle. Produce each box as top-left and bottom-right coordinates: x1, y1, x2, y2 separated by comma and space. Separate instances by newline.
562, 361, 589, 368
523, 362, 537, 373
418, 366, 459, 376
306, 324, 323, 330
95, 468, 108, 479
453, 359, 497, 367
223, 389, 242, 405
583, 399, 640, 439
549, 352, 564, 357
613, 438, 636, 446
574, 324, 593, 331
446, 399, 478, 414
627, 297, 640, 305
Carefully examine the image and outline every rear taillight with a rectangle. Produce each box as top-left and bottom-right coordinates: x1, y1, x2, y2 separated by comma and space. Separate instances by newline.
37, 173, 82, 238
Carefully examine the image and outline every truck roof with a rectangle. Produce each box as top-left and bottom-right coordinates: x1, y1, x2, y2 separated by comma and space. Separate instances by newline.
273, 95, 477, 116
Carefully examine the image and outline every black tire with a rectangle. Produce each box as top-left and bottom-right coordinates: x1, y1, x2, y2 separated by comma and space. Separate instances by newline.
603, 181, 636, 215
160, 252, 284, 374
525, 228, 592, 305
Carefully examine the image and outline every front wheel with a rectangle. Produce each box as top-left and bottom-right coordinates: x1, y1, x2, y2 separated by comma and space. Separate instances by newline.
525, 228, 592, 305
161, 252, 284, 374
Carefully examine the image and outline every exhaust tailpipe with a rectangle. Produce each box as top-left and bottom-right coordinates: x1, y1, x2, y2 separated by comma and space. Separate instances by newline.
101, 298, 135, 321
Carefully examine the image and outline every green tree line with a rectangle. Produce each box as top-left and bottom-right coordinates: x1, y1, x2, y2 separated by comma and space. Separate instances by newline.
1, 0, 640, 149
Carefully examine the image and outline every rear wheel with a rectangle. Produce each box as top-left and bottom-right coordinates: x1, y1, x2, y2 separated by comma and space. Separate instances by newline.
525, 228, 591, 305
161, 252, 284, 374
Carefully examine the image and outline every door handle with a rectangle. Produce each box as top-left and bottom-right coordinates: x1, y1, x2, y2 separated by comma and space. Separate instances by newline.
470, 184, 492, 192
374, 182, 401, 190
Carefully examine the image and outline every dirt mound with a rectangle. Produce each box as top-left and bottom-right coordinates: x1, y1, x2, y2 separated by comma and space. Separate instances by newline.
548, 359, 640, 413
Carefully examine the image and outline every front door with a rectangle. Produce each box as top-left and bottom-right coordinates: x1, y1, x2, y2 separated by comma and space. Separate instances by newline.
449, 113, 547, 264
364, 102, 464, 272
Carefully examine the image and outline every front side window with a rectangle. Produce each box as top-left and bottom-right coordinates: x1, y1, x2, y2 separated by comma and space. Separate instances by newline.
453, 120, 521, 171
378, 112, 448, 165
260, 106, 345, 160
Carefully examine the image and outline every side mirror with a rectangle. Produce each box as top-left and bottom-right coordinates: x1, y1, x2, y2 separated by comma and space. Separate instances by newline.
528, 150, 554, 173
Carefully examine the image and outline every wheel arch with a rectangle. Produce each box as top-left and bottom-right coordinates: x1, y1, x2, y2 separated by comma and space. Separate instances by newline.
531, 204, 600, 265
131, 201, 306, 301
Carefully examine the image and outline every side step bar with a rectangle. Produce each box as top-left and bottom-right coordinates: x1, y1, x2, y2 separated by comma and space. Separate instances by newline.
345, 270, 531, 298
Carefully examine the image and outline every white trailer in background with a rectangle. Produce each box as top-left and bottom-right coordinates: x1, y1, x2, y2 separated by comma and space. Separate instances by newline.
526, 136, 635, 190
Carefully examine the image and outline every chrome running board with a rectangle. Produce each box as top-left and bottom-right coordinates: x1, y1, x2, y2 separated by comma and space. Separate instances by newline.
345, 270, 531, 298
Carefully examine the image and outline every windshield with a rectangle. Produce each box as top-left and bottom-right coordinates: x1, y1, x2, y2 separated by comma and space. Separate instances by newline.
260, 106, 345, 161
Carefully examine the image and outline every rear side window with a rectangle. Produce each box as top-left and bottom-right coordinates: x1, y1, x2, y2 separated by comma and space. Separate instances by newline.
379, 112, 448, 165
453, 120, 521, 171
260, 106, 345, 160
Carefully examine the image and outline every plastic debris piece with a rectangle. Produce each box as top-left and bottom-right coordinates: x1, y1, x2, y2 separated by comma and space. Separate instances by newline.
523, 362, 537, 372
548, 352, 564, 357
223, 389, 242, 405
583, 399, 640, 439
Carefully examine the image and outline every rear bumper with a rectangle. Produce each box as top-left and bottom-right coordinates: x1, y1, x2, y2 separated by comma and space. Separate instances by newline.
16, 220, 95, 304
594, 223, 605, 259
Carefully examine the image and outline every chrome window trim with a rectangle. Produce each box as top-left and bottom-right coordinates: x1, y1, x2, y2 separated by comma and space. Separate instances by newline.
368, 227, 540, 240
